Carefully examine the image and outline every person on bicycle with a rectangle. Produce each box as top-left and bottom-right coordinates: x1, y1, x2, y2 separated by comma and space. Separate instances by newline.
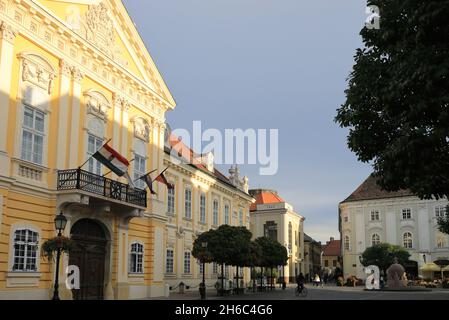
296, 273, 305, 292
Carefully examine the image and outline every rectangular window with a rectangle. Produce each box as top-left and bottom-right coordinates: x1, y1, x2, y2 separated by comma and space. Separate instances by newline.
166, 249, 174, 274
333, 260, 337, 267
344, 216, 349, 223
167, 187, 175, 215
200, 194, 206, 223
224, 205, 230, 225
130, 243, 144, 273
435, 206, 447, 218
133, 155, 146, 189
402, 208, 412, 220
184, 251, 191, 274
325, 260, 329, 267
239, 209, 243, 226
13, 229, 39, 271
213, 200, 219, 225
21, 106, 45, 165
370, 210, 380, 221
212, 262, 218, 274
87, 134, 103, 175
185, 188, 192, 219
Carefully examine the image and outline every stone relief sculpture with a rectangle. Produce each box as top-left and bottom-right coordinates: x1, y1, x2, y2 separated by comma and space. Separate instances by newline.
71, 1, 128, 67
133, 117, 150, 142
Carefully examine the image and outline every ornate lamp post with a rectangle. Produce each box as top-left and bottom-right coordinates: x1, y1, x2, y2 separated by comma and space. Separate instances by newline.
200, 241, 208, 300
52, 211, 67, 300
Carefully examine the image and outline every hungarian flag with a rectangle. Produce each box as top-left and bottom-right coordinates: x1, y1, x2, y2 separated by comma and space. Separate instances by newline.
93, 142, 134, 187
155, 168, 175, 190
138, 170, 158, 195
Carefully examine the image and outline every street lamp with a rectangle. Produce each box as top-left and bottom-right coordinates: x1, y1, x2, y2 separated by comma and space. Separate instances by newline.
200, 241, 208, 300
52, 211, 67, 300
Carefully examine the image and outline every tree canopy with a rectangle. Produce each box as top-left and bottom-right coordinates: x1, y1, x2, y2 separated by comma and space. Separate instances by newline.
335, 1, 449, 201
360, 243, 411, 273
255, 237, 288, 268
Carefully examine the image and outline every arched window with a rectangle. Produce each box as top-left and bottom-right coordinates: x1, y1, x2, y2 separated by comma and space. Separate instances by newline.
403, 232, 413, 249
12, 229, 39, 271
130, 242, 144, 273
344, 235, 350, 251
371, 233, 380, 246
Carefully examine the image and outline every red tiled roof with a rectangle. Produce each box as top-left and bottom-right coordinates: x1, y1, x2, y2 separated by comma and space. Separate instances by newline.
249, 189, 285, 211
166, 134, 243, 191
322, 240, 341, 256
342, 174, 414, 203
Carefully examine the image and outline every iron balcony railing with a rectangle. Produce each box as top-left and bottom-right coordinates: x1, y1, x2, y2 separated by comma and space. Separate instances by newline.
57, 169, 147, 208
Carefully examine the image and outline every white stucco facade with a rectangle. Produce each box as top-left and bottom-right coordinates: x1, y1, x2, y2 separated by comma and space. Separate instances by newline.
340, 196, 449, 279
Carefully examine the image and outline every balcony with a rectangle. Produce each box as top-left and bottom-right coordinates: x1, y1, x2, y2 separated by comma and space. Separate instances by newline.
57, 169, 147, 208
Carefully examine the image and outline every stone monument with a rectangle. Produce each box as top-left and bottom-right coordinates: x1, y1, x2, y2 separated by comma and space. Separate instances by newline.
386, 258, 406, 288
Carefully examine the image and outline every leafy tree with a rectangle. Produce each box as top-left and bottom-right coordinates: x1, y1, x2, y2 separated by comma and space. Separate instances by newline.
192, 230, 215, 264
255, 237, 288, 289
360, 243, 411, 274
335, 1, 449, 201
246, 241, 263, 291
227, 227, 252, 290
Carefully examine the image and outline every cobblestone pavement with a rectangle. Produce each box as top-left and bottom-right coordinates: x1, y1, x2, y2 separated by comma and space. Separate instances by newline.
153, 284, 449, 300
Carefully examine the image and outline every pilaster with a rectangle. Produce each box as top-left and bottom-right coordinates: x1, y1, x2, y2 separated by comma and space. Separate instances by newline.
68, 67, 84, 168
56, 59, 71, 169
0, 21, 18, 176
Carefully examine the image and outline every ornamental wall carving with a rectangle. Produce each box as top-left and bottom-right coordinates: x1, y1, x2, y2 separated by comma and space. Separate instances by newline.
18, 52, 57, 95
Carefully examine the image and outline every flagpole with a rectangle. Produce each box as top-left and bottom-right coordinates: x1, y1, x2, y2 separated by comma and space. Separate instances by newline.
58, 139, 113, 188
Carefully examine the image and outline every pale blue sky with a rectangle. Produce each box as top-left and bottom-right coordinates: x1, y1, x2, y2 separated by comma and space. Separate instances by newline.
122, 0, 372, 242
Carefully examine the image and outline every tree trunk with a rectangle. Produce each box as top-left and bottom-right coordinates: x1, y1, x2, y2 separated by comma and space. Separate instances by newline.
221, 264, 225, 296
236, 266, 239, 289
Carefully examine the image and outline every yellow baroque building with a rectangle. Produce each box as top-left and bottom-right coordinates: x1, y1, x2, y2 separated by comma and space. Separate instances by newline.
0, 0, 255, 300
0, 0, 180, 300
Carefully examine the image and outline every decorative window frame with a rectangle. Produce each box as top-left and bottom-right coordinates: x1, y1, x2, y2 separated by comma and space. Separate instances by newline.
82, 89, 110, 171
13, 52, 55, 184
7, 223, 42, 288
212, 198, 219, 226
131, 138, 148, 189
184, 185, 192, 220
343, 234, 351, 251
371, 233, 381, 246
402, 232, 413, 249
199, 192, 206, 224
183, 251, 191, 275
224, 201, 230, 225
129, 240, 145, 277
165, 247, 175, 275
401, 208, 412, 220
